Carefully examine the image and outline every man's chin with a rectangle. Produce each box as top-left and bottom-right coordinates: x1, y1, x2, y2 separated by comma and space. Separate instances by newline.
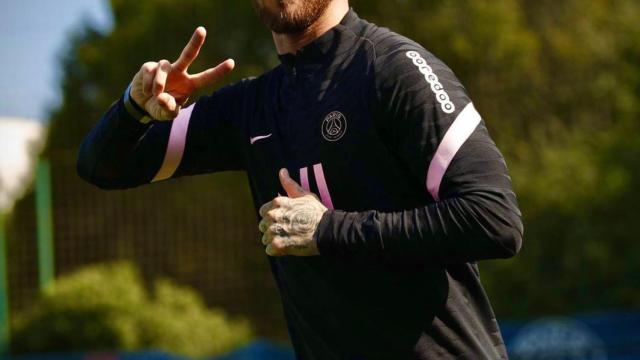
254, 0, 331, 34
260, 13, 315, 34
269, 23, 310, 35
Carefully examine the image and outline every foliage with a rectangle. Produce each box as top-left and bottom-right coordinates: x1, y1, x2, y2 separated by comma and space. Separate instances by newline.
7, 0, 639, 333
355, 0, 640, 317
10, 262, 253, 357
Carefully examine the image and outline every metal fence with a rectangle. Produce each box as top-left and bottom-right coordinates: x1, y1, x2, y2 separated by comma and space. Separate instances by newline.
2, 150, 290, 349
3, 153, 640, 358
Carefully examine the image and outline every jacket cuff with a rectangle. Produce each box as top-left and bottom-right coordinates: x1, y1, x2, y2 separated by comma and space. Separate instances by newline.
123, 83, 153, 124
314, 210, 338, 256
116, 97, 153, 135
314, 209, 389, 258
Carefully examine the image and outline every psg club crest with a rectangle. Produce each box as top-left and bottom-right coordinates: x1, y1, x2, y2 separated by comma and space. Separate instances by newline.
321, 111, 347, 142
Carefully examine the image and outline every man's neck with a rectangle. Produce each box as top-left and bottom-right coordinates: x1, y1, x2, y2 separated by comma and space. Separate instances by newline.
272, 1, 350, 55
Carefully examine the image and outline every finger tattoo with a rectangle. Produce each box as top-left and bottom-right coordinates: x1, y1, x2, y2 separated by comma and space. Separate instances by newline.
273, 223, 286, 236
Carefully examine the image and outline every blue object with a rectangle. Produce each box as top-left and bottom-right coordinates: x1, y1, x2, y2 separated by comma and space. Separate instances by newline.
501, 311, 640, 360
3, 313, 639, 360
214, 339, 295, 360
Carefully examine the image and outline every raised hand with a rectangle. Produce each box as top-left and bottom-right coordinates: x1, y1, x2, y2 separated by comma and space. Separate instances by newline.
258, 169, 328, 257
129, 27, 235, 120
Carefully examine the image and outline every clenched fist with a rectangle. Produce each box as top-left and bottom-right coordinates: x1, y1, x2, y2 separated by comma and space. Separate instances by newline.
258, 169, 329, 257
129, 27, 235, 120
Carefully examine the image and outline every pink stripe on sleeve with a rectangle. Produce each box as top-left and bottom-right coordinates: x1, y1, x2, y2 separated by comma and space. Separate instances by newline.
313, 163, 334, 209
300, 167, 310, 192
152, 104, 195, 182
426, 102, 481, 201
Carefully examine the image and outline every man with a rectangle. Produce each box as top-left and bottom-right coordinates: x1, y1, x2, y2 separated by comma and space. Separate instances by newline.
77, 0, 523, 358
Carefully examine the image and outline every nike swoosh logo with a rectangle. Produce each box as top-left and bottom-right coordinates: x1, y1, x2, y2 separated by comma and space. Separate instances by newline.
249, 133, 272, 144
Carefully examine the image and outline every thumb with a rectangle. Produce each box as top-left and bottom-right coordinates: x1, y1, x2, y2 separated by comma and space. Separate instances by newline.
279, 168, 307, 198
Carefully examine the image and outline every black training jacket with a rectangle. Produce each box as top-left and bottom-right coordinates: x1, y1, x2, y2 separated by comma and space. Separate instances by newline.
78, 8, 523, 360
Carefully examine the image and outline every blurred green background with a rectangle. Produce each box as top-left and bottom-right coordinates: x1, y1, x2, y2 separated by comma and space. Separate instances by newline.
1, 0, 639, 357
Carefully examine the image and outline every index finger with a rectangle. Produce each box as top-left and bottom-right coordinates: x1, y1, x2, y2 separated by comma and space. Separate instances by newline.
173, 27, 206, 72
259, 201, 274, 218
259, 196, 292, 217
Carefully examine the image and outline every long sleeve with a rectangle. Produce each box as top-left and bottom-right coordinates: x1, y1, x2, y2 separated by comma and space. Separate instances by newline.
77, 80, 249, 190
314, 40, 523, 264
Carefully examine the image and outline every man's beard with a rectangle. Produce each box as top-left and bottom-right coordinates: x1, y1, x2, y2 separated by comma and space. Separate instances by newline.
252, 0, 332, 34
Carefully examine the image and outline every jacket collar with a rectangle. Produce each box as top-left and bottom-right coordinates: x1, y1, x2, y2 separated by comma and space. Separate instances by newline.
277, 8, 360, 73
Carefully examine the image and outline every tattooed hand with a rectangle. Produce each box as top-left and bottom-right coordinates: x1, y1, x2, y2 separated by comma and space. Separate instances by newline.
258, 168, 328, 257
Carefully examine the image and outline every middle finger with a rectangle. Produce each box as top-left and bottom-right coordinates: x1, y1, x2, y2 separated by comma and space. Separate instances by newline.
258, 217, 272, 233
261, 229, 275, 246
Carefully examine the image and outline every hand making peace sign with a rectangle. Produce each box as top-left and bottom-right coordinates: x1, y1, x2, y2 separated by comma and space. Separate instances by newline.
129, 27, 235, 120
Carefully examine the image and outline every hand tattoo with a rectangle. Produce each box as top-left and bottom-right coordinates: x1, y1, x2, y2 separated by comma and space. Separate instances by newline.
288, 202, 324, 237
259, 195, 327, 256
